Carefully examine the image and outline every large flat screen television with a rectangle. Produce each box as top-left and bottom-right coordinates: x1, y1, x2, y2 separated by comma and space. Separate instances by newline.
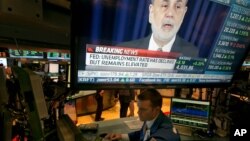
71, 0, 250, 90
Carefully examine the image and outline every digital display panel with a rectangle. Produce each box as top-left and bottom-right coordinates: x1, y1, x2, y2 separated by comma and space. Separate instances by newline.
47, 52, 70, 60
71, 0, 250, 89
9, 49, 44, 59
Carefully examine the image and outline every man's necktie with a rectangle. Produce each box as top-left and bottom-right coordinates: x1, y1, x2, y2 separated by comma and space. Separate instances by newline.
157, 47, 163, 52
143, 125, 150, 141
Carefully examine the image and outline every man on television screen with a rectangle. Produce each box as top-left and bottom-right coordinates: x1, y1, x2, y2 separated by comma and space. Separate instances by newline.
120, 0, 198, 57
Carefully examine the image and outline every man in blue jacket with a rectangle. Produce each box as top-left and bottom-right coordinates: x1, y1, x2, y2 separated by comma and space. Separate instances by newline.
105, 89, 180, 141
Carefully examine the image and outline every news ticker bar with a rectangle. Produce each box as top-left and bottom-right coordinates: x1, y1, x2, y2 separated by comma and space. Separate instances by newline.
77, 71, 232, 83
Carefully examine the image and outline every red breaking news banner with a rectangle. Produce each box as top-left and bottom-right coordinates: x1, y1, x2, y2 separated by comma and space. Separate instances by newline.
86, 44, 181, 59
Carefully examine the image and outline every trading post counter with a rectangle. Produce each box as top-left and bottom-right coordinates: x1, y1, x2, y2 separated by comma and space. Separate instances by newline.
70, 90, 117, 116
79, 117, 230, 141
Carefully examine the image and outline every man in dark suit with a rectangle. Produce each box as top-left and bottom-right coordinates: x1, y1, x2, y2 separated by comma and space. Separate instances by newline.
105, 89, 180, 141
95, 90, 105, 121
115, 89, 134, 118
120, 0, 198, 58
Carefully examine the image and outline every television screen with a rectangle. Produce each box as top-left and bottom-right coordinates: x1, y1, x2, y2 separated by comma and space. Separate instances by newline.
9, 49, 44, 59
47, 52, 70, 60
170, 98, 211, 130
71, 0, 250, 89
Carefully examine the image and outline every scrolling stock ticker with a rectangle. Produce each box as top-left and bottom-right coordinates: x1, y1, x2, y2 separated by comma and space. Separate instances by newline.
206, 2, 250, 76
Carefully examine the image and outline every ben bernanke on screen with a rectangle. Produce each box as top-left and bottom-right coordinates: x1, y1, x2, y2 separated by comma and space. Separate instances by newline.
119, 0, 198, 58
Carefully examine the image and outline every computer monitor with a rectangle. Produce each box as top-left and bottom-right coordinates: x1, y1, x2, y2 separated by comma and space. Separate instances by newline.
49, 63, 59, 74
0, 58, 7, 68
170, 98, 211, 130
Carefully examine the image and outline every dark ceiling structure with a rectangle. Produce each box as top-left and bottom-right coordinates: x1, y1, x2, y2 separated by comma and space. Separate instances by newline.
0, 0, 71, 51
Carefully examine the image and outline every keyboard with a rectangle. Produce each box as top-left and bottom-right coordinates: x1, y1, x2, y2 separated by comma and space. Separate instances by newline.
173, 124, 193, 136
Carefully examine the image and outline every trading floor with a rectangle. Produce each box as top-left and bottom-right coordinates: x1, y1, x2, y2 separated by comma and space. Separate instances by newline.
77, 97, 171, 125
73, 97, 231, 141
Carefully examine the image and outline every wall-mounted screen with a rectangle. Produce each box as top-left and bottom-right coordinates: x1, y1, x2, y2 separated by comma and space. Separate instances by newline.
71, 0, 250, 89
9, 49, 44, 59
47, 52, 70, 60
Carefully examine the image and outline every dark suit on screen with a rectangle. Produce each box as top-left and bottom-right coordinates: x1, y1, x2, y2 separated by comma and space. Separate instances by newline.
119, 35, 199, 58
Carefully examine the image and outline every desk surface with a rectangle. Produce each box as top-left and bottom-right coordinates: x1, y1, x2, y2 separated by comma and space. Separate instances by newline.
80, 117, 229, 141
